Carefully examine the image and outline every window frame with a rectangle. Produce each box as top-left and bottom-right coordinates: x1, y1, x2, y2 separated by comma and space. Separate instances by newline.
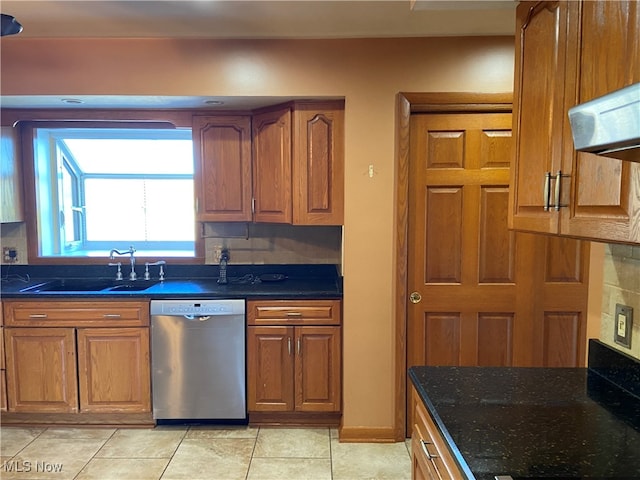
18, 111, 204, 265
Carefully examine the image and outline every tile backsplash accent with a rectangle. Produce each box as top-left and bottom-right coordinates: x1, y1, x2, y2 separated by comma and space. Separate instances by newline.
0, 222, 342, 267
600, 243, 640, 360
203, 223, 342, 265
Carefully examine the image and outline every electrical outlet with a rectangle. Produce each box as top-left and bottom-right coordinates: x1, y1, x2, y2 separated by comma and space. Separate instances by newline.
614, 303, 633, 348
3, 247, 18, 263
212, 245, 223, 263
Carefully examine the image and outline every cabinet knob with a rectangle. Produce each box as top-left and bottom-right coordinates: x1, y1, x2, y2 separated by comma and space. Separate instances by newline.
409, 292, 422, 304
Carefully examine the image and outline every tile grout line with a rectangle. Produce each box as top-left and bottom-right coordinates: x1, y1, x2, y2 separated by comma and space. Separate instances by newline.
71, 427, 117, 480
157, 425, 190, 480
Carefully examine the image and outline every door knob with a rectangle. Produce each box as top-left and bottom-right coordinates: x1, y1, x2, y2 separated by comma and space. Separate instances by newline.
409, 292, 422, 304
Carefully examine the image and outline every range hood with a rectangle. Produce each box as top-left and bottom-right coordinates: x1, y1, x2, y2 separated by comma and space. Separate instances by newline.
568, 82, 640, 162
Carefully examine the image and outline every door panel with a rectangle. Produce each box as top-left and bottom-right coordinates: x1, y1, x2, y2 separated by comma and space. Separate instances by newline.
477, 314, 514, 367
425, 188, 463, 284
542, 313, 582, 367
479, 187, 515, 283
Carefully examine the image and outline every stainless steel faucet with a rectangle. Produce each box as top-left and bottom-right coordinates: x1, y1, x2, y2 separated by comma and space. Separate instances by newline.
109, 245, 137, 280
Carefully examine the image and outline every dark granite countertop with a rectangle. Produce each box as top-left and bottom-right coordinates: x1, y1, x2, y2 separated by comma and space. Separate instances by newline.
0, 264, 342, 300
408, 341, 640, 480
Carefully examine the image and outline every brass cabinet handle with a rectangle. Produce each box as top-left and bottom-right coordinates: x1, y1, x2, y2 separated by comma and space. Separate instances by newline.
297, 338, 301, 355
409, 292, 422, 304
103, 314, 122, 318
28, 313, 48, 318
286, 311, 302, 317
420, 439, 439, 460
543, 171, 552, 211
554, 170, 562, 211
287, 337, 292, 356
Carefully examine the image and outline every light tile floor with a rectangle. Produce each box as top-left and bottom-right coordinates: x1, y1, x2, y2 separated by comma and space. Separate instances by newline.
0, 426, 412, 480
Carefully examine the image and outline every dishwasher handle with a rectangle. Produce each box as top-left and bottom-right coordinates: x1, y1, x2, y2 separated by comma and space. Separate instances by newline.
183, 314, 212, 321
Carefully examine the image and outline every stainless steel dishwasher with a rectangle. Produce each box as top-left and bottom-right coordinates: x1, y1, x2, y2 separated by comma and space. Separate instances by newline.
150, 299, 246, 421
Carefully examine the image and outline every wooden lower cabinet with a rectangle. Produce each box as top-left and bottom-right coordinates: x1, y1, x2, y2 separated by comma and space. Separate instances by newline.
2, 300, 151, 419
411, 385, 465, 480
246, 299, 342, 423
247, 325, 341, 413
77, 328, 150, 413
5, 327, 78, 413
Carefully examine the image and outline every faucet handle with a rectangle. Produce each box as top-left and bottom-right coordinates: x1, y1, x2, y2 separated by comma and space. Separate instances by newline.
108, 262, 123, 280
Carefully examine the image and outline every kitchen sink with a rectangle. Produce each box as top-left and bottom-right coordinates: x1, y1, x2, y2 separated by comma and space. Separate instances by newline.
20, 279, 159, 293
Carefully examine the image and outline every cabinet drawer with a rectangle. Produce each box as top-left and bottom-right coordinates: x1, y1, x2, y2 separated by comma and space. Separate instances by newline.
247, 300, 341, 325
412, 387, 464, 479
3, 301, 149, 327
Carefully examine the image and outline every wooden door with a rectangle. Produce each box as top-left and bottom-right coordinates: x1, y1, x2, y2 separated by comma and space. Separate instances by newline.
560, 0, 640, 244
247, 326, 294, 412
408, 112, 516, 368
193, 115, 252, 222
5, 327, 78, 413
295, 326, 341, 412
77, 327, 150, 413
252, 106, 292, 223
292, 101, 345, 225
407, 111, 590, 365
509, 1, 571, 234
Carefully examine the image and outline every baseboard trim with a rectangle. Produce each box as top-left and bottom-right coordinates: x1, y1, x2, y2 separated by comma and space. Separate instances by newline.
338, 426, 399, 443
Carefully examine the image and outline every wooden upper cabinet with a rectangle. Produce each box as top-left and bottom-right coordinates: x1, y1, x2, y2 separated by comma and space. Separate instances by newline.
292, 101, 345, 225
509, 1, 571, 234
0, 125, 24, 223
559, 0, 640, 243
194, 101, 344, 226
510, 0, 640, 244
252, 106, 293, 223
193, 115, 253, 222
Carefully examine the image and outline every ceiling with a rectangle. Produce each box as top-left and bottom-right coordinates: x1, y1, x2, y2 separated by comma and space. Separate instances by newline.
0, 1, 516, 110
1, 1, 516, 39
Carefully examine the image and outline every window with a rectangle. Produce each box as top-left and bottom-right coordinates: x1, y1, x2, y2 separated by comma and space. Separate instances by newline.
28, 124, 195, 259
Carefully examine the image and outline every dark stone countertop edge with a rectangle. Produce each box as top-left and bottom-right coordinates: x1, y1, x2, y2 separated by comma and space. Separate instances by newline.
0, 264, 343, 300
408, 367, 476, 480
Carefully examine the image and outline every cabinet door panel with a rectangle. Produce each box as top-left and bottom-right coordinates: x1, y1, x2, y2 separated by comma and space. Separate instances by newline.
295, 326, 341, 412
247, 326, 294, 412
292, 102, 344, 225
509, 1, 570, 233
5, 328, 77, 413
193, 115, 252, 222
252, 107, 292, 223
77, 328, 150, 413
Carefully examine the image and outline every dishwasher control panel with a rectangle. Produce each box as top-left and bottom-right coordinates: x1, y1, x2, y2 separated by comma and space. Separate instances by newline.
150, 299, 245, 316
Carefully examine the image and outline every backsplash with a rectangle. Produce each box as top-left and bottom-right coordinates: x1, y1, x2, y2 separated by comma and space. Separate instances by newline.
600, 243, 640, 360
0, 222, 342, 266
0, 222, 28, 265
202, 223, 342, 265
